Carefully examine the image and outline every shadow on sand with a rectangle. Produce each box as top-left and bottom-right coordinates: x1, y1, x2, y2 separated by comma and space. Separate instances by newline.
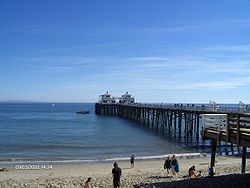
133, 173, 250, 188
148, 175, 173, 179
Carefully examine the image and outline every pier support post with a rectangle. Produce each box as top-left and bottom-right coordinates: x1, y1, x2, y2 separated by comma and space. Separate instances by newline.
178, 112, 182, 136
241, 146, 247, 173
184, 113, 187, 137
147, 109, 150, 127
174, 111, 177, 130
169, 111, 173, 128
168, 111, 171, 131
152, 110, 155, 128
211, 139, 217, 168
196, 114, 200, 139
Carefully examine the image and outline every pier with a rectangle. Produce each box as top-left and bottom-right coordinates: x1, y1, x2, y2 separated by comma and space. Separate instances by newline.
202, 113, 250, 173
95, 102, 250, 173
95, 103, 250, 139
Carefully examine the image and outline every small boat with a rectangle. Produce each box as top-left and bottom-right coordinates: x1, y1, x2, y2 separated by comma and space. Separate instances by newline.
76, 111, 90, 114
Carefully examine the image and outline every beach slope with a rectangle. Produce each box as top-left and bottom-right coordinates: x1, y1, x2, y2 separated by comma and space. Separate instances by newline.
0, 156, 249, 188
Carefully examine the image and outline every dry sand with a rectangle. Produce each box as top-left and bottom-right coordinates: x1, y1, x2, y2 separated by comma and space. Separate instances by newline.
0, 156, 249, 188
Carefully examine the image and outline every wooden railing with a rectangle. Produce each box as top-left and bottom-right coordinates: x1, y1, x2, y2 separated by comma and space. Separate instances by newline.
202, 114, 227, 133
202, 113, 250, 173
97, 102, 250, 113
202, 113, 250, 147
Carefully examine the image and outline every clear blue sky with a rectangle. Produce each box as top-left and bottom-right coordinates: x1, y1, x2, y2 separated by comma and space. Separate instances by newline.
1, 0, 250, 103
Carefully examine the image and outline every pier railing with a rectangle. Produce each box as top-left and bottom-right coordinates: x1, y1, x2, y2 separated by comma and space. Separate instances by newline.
202, 113, 250, 147
202, 114, 227, 134
201, 113, 250, 173
100, 102, 250, 113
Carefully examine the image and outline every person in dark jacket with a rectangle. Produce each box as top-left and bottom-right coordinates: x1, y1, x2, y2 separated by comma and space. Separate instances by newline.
112, 162, 122, 188
164, 156, 171, 174
130, 155, 135, 168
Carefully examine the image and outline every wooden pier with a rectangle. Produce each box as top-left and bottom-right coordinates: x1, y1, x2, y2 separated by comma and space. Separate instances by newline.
96, 103, 203, 139
95, 103, 250, 173
202, 113, 250, 173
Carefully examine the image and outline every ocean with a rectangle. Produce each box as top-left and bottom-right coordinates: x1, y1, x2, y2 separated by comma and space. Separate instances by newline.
0, 103, 235, 164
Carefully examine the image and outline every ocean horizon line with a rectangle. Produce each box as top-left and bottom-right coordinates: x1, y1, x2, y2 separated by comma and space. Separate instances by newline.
0, 101, 243, 105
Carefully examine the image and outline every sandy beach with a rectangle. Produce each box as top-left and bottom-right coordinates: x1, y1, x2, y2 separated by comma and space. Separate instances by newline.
0, 155, 249, 188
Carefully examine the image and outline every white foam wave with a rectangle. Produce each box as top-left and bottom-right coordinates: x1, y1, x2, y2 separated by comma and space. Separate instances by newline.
0, 153, 208, 165
105, 153, 207, 161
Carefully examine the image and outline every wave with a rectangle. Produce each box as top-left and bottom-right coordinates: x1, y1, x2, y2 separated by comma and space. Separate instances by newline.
0, 152, 208, 165
103, 153, 208, 161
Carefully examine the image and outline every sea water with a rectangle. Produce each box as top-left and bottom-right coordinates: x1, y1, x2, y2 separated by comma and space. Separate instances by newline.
0, 103, 234, 163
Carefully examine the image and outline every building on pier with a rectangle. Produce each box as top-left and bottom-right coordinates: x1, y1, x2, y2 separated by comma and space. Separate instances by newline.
98, 91, 116, 103
98, 91, 135, 104
118, 92, 135, 104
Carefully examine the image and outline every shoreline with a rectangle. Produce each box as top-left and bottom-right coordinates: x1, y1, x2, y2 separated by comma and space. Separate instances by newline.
1, 151, 247, 166
0, 152, 208, 166
1, 156, 249, 187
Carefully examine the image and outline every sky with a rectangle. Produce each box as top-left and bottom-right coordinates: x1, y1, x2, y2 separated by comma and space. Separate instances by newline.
1, 0, 250, 103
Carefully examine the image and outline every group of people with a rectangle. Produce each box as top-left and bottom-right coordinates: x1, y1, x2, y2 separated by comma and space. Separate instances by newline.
187, 164, 216, 179
84, 154, 211, 188
188, 165, 203, 179
164, 155, 207, 179
83, 162, 122, 188
84, 155, 134, 188
164, 155, 179, 176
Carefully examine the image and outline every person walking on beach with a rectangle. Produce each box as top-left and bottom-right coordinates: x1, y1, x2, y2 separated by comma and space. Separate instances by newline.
164, 156, 171, 174
170, 155, 179, 176
112, 162, 122, 188
130, 155, 135, 168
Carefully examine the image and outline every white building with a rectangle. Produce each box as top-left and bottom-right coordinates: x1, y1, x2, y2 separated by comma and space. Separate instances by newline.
98, 91, 116, 103
119, 92, 135, 104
